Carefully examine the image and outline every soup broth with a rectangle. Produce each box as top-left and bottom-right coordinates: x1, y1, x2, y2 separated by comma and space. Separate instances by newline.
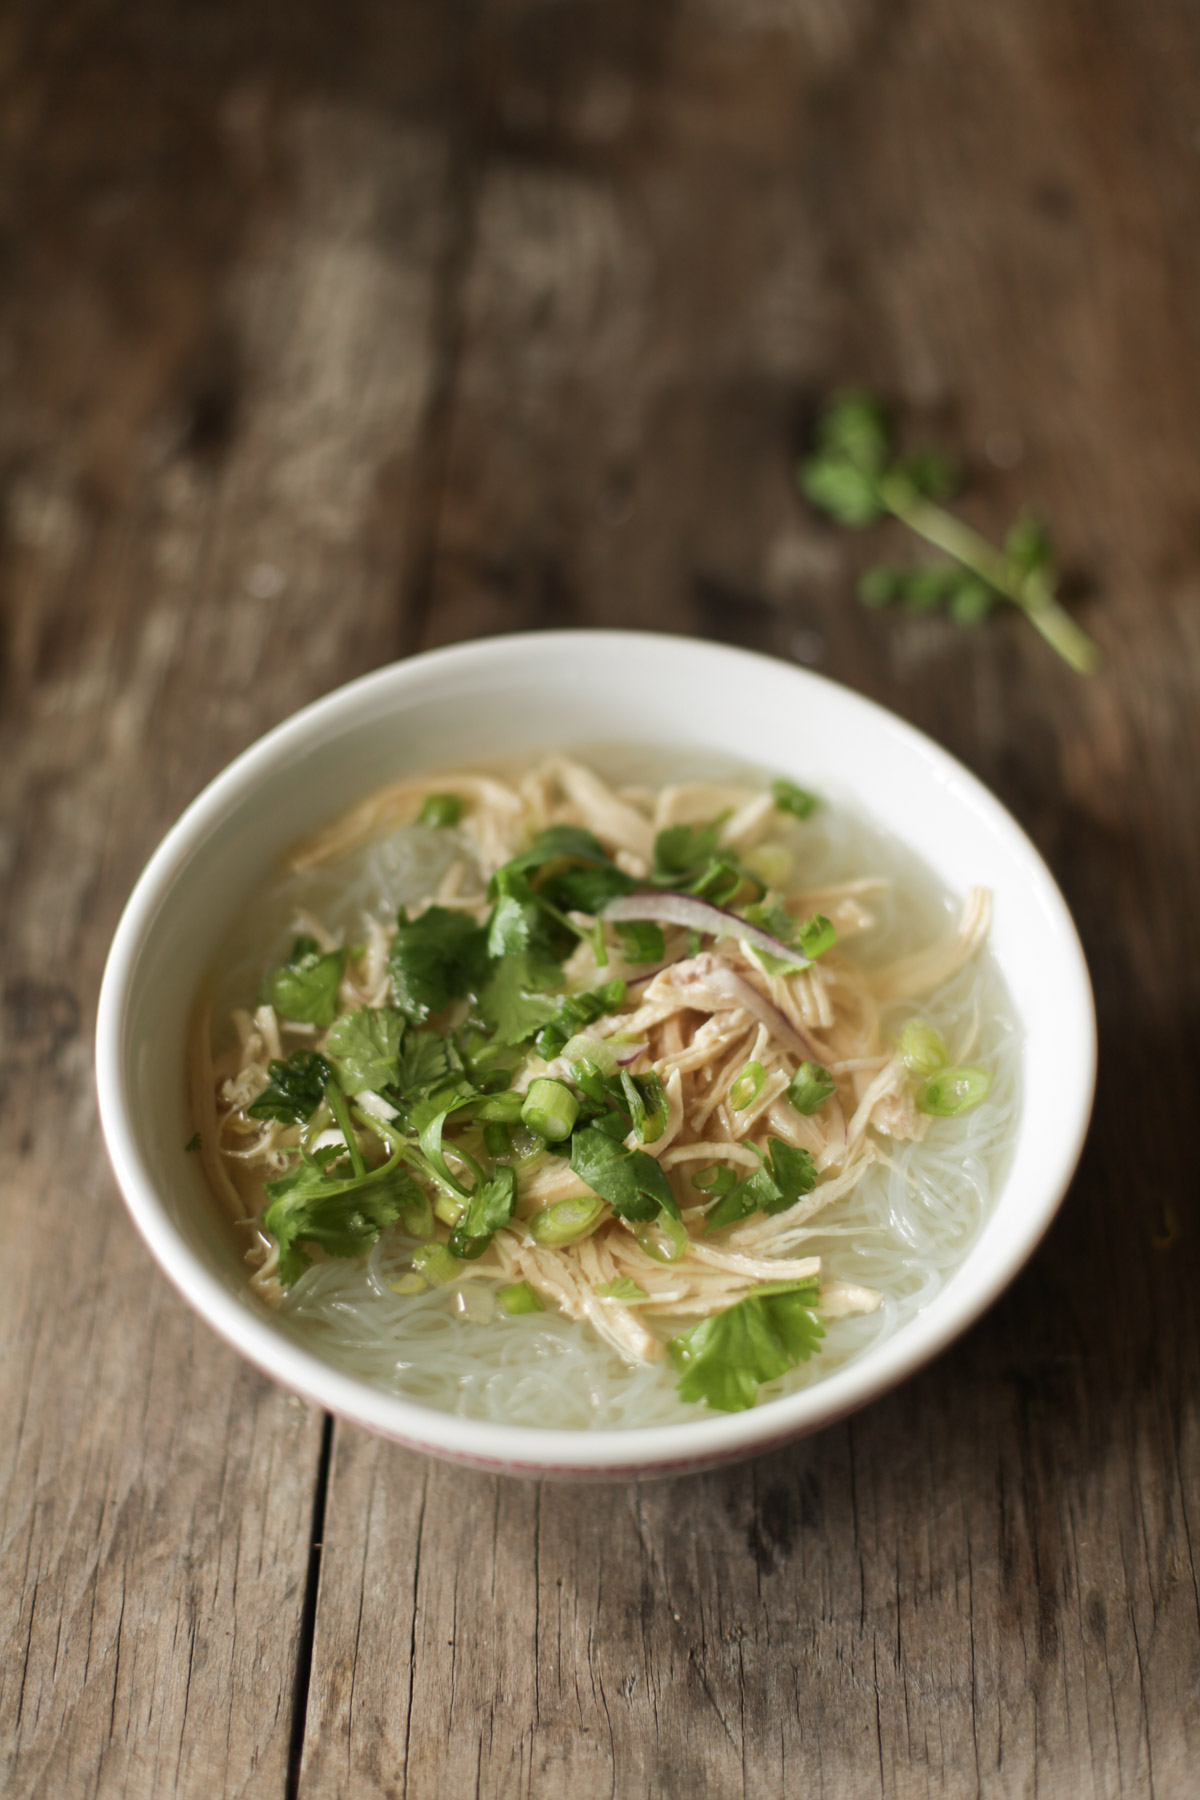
195, 752, 1019, 1429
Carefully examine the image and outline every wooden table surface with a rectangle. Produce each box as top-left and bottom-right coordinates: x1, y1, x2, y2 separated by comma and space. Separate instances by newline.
3, 3, 1198, 1795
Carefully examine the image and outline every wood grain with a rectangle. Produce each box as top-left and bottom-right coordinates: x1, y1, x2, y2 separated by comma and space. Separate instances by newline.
2, 0, 1199, 1795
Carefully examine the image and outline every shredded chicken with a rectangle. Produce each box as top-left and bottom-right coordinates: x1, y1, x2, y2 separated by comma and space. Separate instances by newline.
199, 757, 993, 1382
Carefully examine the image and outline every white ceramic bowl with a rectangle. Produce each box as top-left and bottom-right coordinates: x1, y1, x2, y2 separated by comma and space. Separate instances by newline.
96, 632, 1095, 1478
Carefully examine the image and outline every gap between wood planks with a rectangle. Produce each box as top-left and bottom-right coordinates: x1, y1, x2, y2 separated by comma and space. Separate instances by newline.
285, 62, 484, 1793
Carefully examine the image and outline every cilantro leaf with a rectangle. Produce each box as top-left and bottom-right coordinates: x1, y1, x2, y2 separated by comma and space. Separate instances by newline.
477, 950, 563, 1047
668, 1280, 824, 1412
761, 1140, 818, 1213
742, 899, 798, 943
263, 1147, 407, 1285
266, 938, 346, 1027
795, 914, 836, 960
595, 1277, 649, 1302
704, 1139, 816, 1231
395, 1030, 466, 1100
323, 1006, 406, 1094
459, 1163, 517, 1241
388, 906, 489, 1024
800, 392, 1100, 674
569, 1127, 679, 1223
652, 817, 725, 882
486, 868, 550, 958
247, 1049, 334, 1124
494, 826, 635, 919
534, 978, 628, 1059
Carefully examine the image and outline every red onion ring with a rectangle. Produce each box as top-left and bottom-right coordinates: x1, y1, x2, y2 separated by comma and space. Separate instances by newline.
602, 891, 810, 969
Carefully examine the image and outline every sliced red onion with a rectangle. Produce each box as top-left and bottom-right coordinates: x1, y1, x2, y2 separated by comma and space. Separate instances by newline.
602, 891, 810, 969
702, 965, 821, 1063
614, 1041, 649, 1066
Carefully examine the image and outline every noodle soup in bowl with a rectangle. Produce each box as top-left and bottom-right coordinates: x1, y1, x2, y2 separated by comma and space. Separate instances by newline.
96, 633, 1095, 1478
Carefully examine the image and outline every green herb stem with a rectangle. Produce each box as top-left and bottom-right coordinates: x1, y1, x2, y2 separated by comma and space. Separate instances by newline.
880, 476, 1100, 675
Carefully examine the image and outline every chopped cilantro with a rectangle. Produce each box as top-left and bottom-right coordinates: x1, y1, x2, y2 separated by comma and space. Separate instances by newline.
458, 1163, 517, 1243
787, 1062, 836, 1114
533, 979, 627, 1059
247, 1049, 334, 1124
266, 937, 346, 1027
568, 1127, 680, 1223
263, 1146, 409, 1284
595, 1277, 649, 1302
477, 950, 563, 1047
388, 906, 489, 1024
394, 1030, 467, 1101
668, 1280, 824, 1412
184, 1132, 202, 1153
704, 1139, 816, 1232
652, 817, 727, 881
323, 1005, 406, 1094
493, 826, 635, 920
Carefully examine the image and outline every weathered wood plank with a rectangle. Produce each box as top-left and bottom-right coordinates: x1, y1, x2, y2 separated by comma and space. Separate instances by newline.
300, 1, 1200, 1797
0, 31, 459, 1795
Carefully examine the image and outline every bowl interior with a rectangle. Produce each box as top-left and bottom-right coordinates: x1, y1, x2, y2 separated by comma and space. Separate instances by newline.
99, 633, 1095, 1473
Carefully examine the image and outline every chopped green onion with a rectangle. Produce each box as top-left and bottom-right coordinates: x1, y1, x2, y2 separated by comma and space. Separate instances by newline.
411, 1243, 460, 1285
184, 1132, 201, 1153
447, 1227, 491, 1260
730, 1061, 766, 1111
634, 1212, 689, 1263
691, 1163, 739, 1197
433, 1192, 465, 1227
787, 1062, 836, 1114
390, 1271, 427, 1295
771, 778, 820, 821
897, 1019, 950, 1077
743, 843, 791, 889
474, 1090, 526, 1123
521, 1078, 581, 1142
483, 1120, 512, 1158
418, 792, 464, 828
497, 1280, 543, 1315
916, 1066, 992, 1117
400, 1186, 434, 1240
561, 1033, 618, 1076
529, 1195, 606, 1246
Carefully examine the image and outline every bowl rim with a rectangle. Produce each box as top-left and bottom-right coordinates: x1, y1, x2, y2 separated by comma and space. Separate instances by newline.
95, 629, 1097, 1474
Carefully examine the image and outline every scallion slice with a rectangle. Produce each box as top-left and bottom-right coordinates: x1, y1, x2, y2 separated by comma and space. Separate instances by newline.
529, 1195, 606, 1246
497, 1280, 543, 1315
634, 1212, 689, 1264
411, 1243, 460, 1285
692, 1163, 739, 1196
418, 792, 464, 828
730, 1061, 766, 1111
520, 1078, 581, 1142
915, 1066, 992, 1117
897, 1019, 950, 1077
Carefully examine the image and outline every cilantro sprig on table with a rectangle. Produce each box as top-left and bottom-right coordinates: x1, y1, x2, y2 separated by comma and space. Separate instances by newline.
800, 392, 1100, 673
